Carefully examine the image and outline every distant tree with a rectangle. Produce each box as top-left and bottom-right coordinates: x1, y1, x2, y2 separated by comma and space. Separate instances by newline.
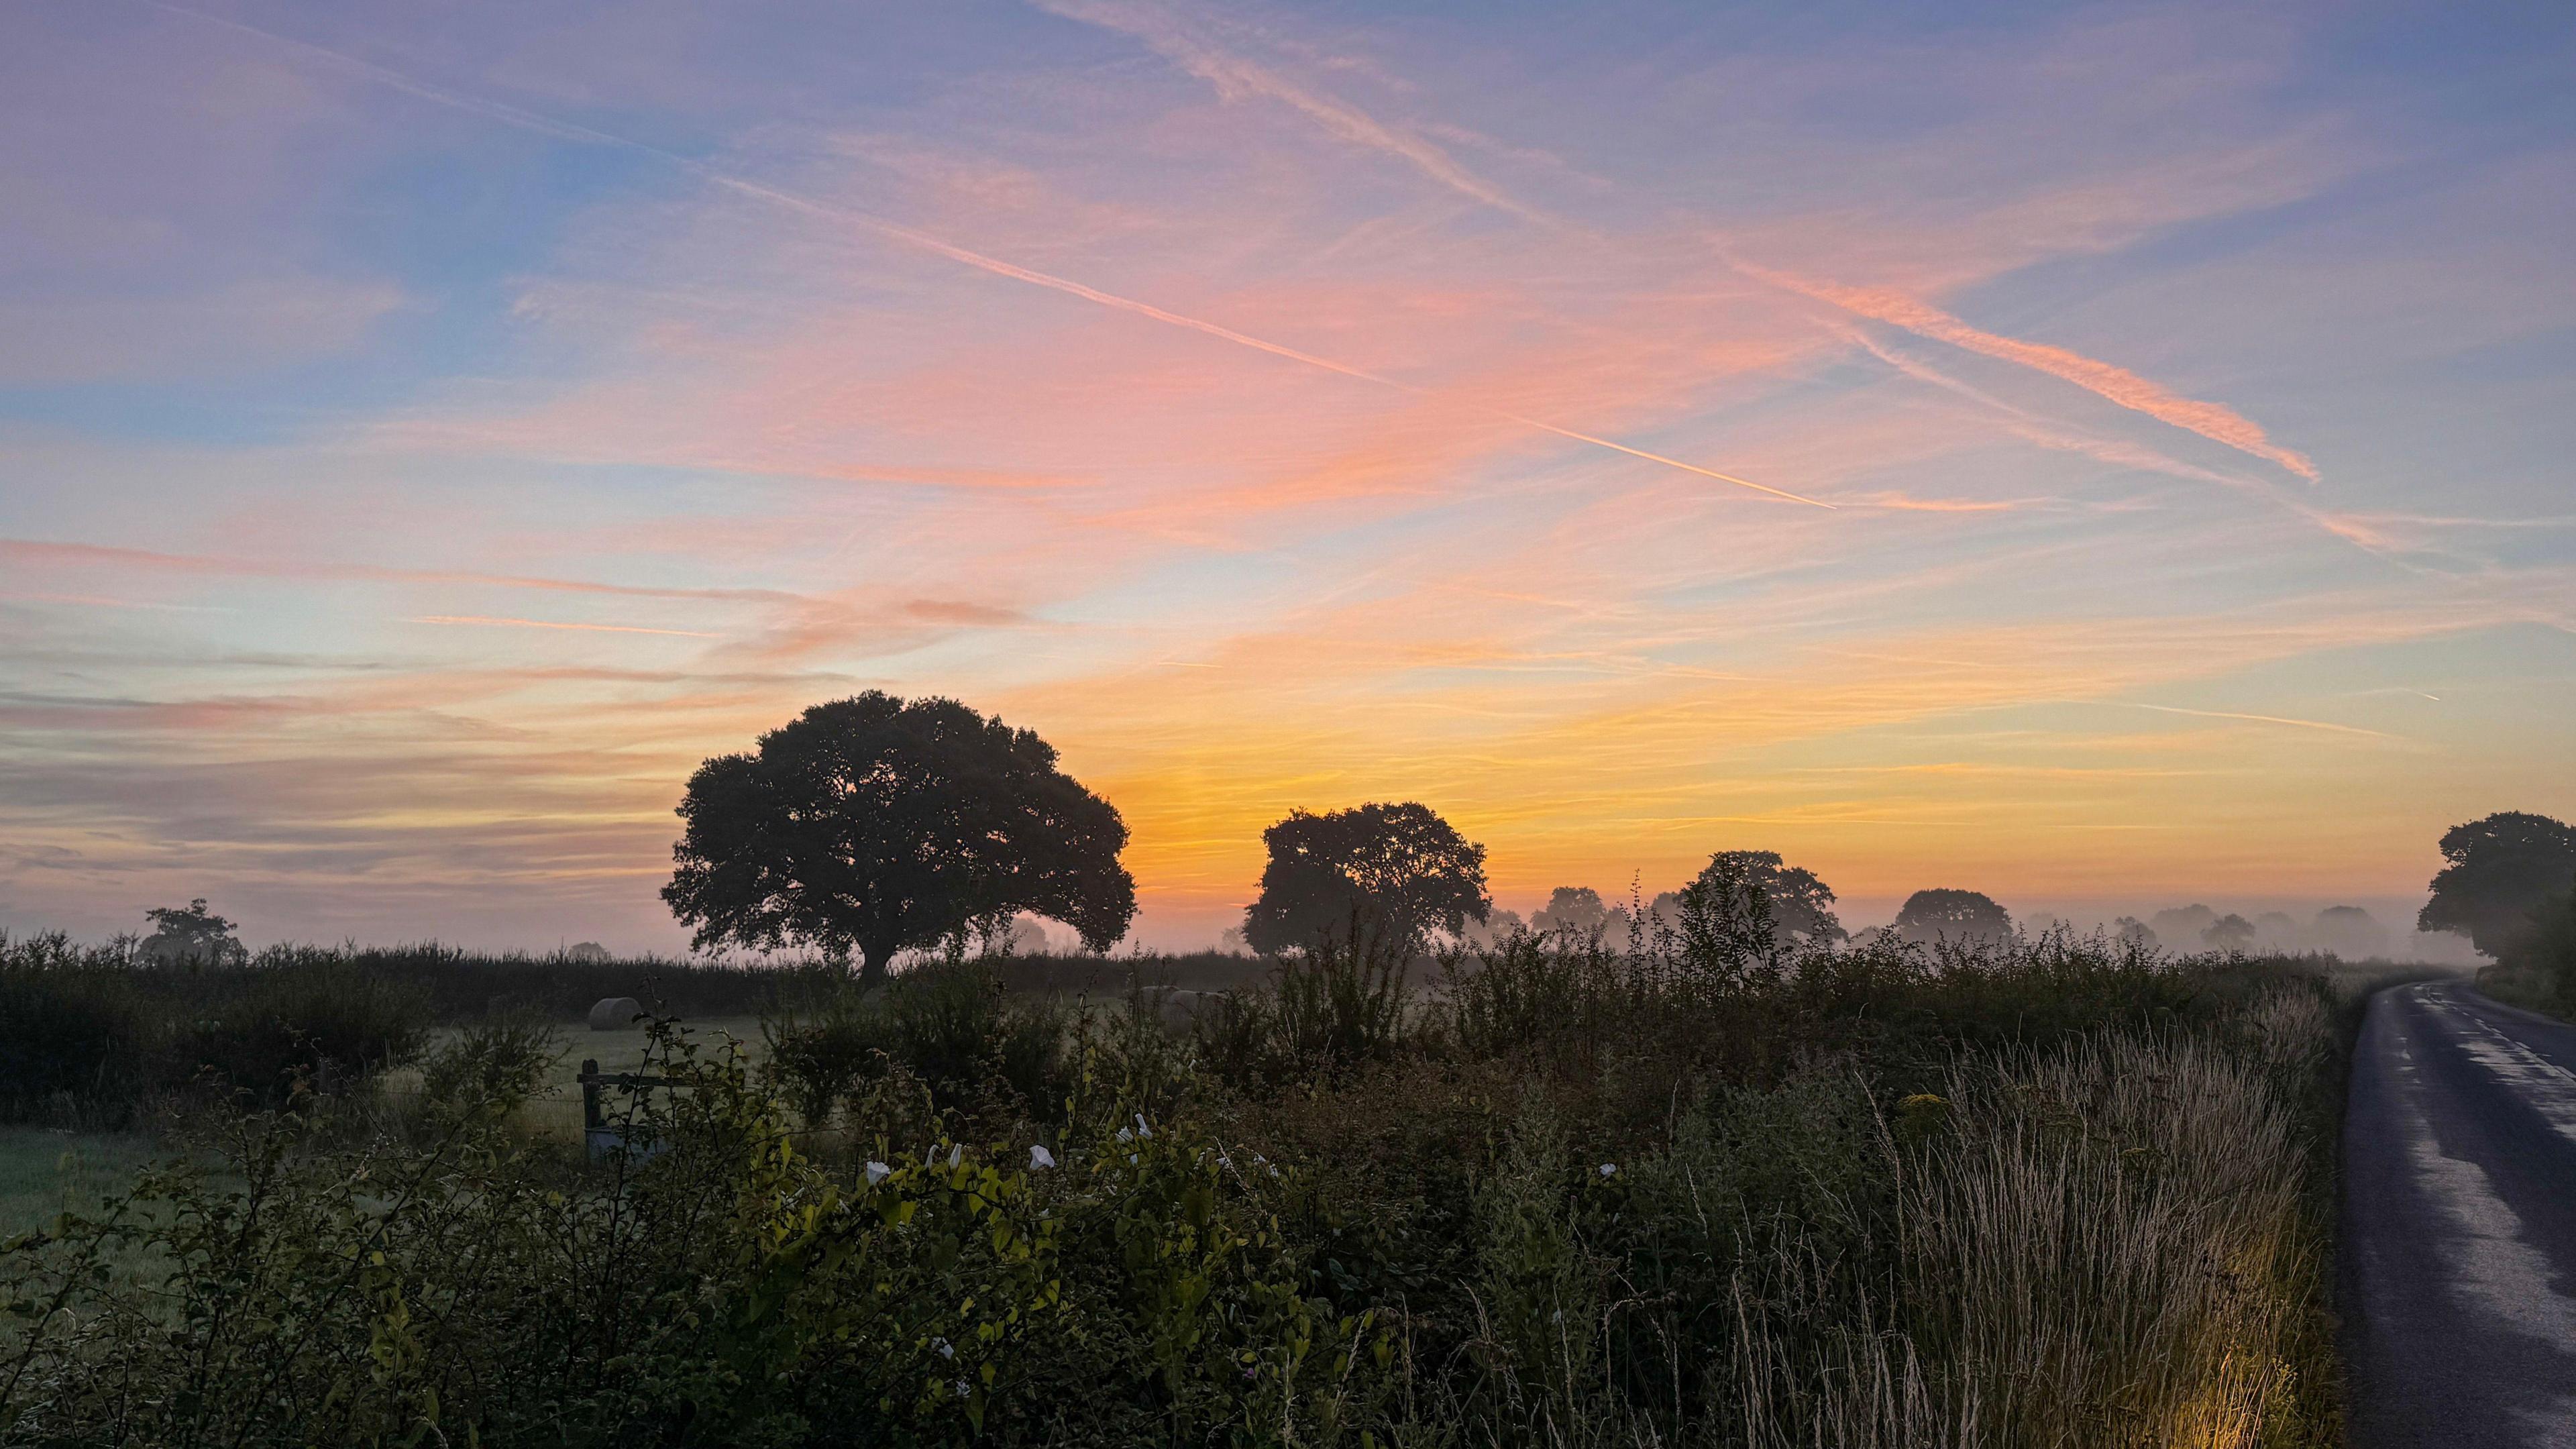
1684, 851, 1847, 949
2255, 911, 2303, 951
2418, 812, 2576, 959
564, 941, 611, 964
141, 898, 245, 965
2202, 914, 2258, 952
1531, 886, 1618, 939
2149, 904, 2218, 947
663, 694, 1136, 985
1891, 889, 2012, 947
1457, 907, 1527, 949
2112, 916, 2159, 951
2312, 906, 2390, 961
1242, 802, 1489, 954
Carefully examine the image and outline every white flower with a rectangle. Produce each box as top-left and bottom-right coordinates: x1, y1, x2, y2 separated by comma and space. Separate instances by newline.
1029, 1144, 1057, 1170
1116, 1127, 1133, 1144
1128, 1152, 1139, 1165
932, 1336, 955, 1359
948, 1144, 963, 1169
954, 1379, 971, 1398
1133, 1113, 1153, 1140
864, 1161, 892, 1185
1599, 1163, 1617, 1177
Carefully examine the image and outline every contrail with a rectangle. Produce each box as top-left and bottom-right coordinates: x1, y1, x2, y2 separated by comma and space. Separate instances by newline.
1030, 0, 1552, 225
2112, 701, 2392, 740
142, 2, 1824, 508
408, 615, 720, 639
1733, 257, 2319, 482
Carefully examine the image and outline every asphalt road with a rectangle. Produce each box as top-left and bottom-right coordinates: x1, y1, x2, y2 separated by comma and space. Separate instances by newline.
2344, 979, 2576, 1447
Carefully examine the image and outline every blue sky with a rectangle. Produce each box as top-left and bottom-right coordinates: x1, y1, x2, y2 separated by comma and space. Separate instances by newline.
3, 0, 2571, 953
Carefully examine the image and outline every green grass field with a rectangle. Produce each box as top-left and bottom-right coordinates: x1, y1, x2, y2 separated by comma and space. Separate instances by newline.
1, 1015, 771, 1240
0, 1128, 166, 1239
378, 1014, 772, 1140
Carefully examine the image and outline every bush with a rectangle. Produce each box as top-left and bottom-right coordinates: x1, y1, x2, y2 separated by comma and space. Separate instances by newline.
1193, 926, 1411, 1086
174, 954, 431, 1106
763, 961, 1075, 1125
0, 934, 158, 1124
0, 929, 2355, 1446
0, 936, 431, 1121
0, 1022, 1377, 1447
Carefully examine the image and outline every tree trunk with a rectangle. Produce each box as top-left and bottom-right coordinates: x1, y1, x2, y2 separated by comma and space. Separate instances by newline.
857, 939, 895, 990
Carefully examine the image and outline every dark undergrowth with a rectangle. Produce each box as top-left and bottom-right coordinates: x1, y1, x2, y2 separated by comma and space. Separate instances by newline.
1, 926, 2382, 1446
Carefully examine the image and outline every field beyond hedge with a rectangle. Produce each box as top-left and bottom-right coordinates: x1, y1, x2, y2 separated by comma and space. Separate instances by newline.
0, 928, 2410, 1447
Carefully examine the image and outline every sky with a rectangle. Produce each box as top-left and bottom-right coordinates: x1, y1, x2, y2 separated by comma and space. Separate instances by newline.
3, 0, 2573, 955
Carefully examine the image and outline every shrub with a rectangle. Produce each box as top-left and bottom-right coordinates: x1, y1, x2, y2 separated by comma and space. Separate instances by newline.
0, 929, 2354, 1446
1195, 926, 1411, 1086
0, 936, 431, 1121
0, 934, 159, 1124
763, 961, 1075, 1125
0, 1021, 1379, 1447
170, 954, 430, 1106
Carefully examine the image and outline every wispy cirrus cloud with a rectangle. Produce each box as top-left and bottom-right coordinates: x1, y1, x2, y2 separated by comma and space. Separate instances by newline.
1731, 258, 2321, 481
1030, 0, 1552, 225
8, 0, 2570, 951
406, 615, 722, 639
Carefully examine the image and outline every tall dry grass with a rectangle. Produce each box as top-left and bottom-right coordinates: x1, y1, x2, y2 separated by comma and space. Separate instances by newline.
1906, 1000, 2332, 1448
1465, 985, 2339, 1448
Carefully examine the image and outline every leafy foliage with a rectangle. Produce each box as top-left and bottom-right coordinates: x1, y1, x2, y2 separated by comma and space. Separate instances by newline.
139, 898, 245, 966
1241, 802, 1490, 953
1, 926, 2361, 1447
664, 694, 1138, 982
0, 934, 427, 1123
1891, 888, 2015, 947
2418, 810, 2576, 958
1683, 849, 1846, 947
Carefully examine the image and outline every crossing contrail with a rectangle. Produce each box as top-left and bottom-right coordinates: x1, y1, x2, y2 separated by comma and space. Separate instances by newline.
142, 2, 1826, 509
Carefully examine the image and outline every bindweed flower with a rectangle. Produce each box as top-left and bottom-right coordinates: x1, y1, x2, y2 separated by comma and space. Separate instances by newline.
948, 1143, 963, 1169
954, 1379, 971, 1398
865, 1161, 892, 1185
1029, 1144, 1056, 1169
1116, 1127, 1133, 1144
932, 1336, 955, 1359
1599, 1163, 1617, 1177
1133, 1113, 1153, 1140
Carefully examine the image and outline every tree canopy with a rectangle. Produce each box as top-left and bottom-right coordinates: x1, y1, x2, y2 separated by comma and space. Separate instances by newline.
2418, 811, 2576, 959
2203, 914, 2257, 952
141, 898, 245, 965
1686, 851, 1846, 949
1530, 885, 1623, 940
1891, 888, 2013, 947
663, 694, 1136, 983
1242, 802, 1489, 953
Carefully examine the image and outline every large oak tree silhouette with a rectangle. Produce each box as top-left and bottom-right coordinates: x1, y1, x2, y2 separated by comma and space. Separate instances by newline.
663, 694, 1136, 984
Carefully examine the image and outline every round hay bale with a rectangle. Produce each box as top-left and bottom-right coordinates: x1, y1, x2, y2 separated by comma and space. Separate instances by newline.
587, 996, 645, 1032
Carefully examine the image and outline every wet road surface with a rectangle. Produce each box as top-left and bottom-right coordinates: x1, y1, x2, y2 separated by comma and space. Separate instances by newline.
2343, 979, 2576, 1447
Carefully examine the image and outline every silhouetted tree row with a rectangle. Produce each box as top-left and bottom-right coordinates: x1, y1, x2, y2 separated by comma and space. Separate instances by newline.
643, 695, 2576, 977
